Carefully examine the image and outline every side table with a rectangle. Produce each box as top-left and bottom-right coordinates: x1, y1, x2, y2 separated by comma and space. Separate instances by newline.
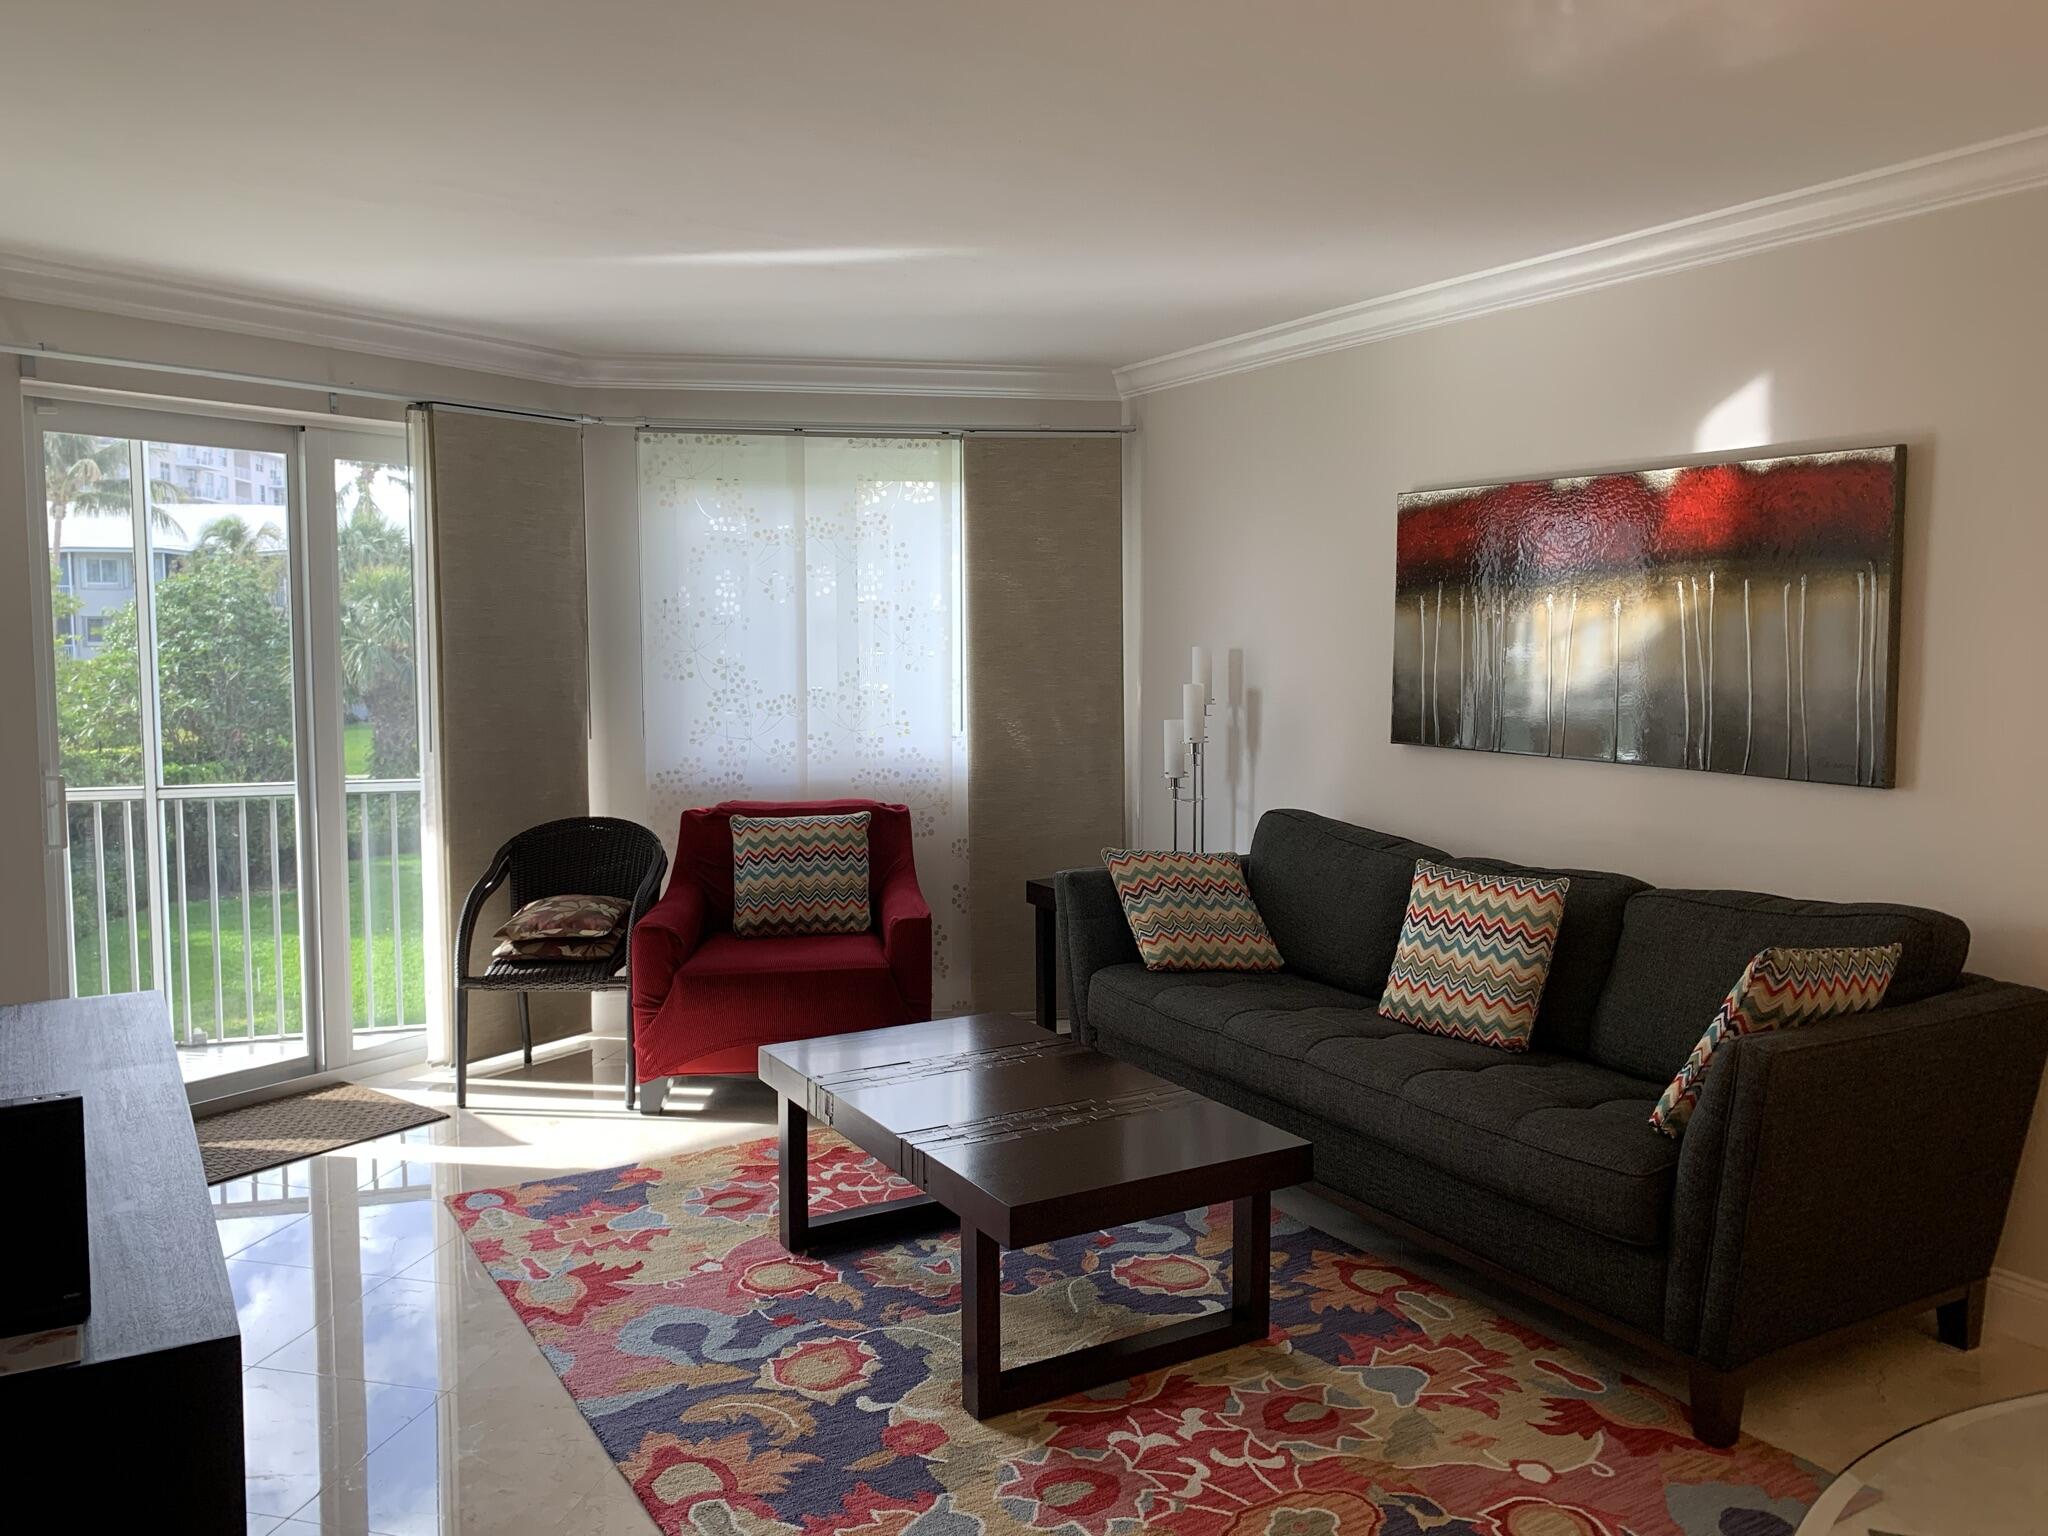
1025, 877, 1057, 1032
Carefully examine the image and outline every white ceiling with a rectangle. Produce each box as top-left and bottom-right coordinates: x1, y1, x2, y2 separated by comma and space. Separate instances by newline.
3, 1, 2044, 379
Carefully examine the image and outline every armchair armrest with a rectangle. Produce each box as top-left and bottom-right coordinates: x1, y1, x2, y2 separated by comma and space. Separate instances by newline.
1055, 866, 1139, 1045
879, 866, 932, 1020
630, 874, 706, 1022
1666, 976, 2048, 1368
453, 851, 512, 985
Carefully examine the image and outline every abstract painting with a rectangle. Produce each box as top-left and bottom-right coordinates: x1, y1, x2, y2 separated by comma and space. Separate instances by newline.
1392, 447, 1904, 787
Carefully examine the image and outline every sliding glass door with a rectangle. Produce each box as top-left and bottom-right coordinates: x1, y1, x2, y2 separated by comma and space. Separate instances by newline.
32, 401, 433, 1099
304, 430, 431, 1062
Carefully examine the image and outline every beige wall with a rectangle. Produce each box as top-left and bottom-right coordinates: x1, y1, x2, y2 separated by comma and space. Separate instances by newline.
1128, 187, 2048, 1287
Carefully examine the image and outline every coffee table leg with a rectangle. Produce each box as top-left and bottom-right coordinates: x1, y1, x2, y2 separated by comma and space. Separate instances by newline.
960, 1221, 1001, 1418
959, 1194, 1274, 1420
777, 1091, 955, 1257
1232, 1190, 1269, 1327
778, 1094, 810, 1253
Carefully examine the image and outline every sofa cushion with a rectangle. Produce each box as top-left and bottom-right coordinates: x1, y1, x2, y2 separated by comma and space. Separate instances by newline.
1102, 849, 1284, 971
681, 930, 889, 979
1092, 963, 1677, 1247
1086, 965, 1379, 1104
1449, 856, 1649, 1057
1379, 859, 1570, 1051
1245, 810, 1447, 996
1084, 1019, 1672, 1335
1588, 889, 1970, 1082
644, 929, 906, 1079
1299, 1030, 1678, 1247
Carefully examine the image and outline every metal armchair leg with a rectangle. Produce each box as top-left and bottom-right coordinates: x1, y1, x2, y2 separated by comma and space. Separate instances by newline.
623, 951, 638, 1109
454, 986, 469, 1110
516, 992, 532, 1067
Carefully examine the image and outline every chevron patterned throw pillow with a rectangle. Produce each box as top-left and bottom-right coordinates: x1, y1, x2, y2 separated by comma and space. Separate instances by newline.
730, 811, 872, 937
1377, 860, 1570, 1051
1650, 943, 1900, 1137
1102, 849, 1284, 972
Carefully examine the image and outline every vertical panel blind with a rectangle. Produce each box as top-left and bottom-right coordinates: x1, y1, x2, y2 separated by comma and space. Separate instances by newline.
964, 436, 1125, 1010
424, 406, 590, 1061
637, 432, 971, 1012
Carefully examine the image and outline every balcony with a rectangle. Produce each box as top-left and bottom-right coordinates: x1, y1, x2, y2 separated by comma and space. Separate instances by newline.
64, 779, 427, 1084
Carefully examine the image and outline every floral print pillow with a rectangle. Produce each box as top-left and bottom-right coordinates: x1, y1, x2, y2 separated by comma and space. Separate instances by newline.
491, 935, 623, 963
494, 894, 628, 944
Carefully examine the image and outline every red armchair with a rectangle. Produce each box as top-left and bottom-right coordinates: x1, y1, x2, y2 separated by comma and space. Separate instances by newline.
628, 799, 933, 1106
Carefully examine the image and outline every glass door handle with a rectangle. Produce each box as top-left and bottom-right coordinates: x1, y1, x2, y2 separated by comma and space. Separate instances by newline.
42, 774, 68, 852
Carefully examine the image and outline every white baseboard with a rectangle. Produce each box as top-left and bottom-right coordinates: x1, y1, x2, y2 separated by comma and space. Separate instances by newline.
1987, 1267, 2048, 1348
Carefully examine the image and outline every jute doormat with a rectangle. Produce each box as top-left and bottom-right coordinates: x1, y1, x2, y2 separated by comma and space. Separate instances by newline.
196, 1083, 447, 1184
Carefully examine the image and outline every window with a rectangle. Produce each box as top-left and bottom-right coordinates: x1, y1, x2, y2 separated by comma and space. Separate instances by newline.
638, 432, 971, 1010
41, 413, 433, 1096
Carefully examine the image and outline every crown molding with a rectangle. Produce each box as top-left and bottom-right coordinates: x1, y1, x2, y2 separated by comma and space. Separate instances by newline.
1115, 124, 2048, 398
570, 351, 1116, 399
0, 251, 1116, 401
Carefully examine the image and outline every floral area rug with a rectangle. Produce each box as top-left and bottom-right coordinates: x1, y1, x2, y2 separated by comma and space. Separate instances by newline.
446, 1133, 1825, 1536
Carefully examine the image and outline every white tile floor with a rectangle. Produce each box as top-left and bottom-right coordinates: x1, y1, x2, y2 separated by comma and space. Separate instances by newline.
227, 1037, 776, 1534
224, 1036, 2048, 1533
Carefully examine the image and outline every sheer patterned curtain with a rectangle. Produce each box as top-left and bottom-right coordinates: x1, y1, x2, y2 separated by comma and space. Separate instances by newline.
638, 432, 970, 1011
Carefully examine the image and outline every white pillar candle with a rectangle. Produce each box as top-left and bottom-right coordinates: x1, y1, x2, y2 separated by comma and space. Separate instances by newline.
1182, 682, 1206, 741
1191, 645, 1213, 701
1163, 719, 1185, 776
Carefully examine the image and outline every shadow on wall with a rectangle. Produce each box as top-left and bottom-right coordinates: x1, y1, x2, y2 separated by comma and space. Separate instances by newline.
1215, 648, 1257, 852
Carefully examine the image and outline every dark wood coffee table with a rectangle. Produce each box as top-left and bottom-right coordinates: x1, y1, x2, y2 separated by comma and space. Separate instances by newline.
757, 1013, 1311, 1419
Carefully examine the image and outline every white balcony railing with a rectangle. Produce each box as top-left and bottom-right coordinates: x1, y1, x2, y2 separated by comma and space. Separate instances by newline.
64, 779, 425, 1048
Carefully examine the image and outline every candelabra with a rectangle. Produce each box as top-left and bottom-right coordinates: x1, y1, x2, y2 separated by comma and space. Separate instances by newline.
1162, 646, 1220, 854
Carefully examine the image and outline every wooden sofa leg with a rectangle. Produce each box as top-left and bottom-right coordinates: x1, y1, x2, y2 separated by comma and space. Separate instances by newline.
1687, 1363, 1746, 1448
637, 1076, 670, 1116
1937, 1280, 1988, 1351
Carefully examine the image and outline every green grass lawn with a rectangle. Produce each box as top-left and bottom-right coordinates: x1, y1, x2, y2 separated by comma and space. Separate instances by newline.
344, 721, 373, 776
70, 851, 426, 1037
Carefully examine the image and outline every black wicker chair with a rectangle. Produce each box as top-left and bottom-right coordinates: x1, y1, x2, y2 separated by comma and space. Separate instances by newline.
452, 817, 667, 1109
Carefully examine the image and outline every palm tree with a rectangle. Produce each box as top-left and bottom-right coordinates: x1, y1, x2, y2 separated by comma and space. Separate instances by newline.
43, 433, 183, 554
339, 499, 408, 583
336, 471, 417, 773
194, 516, 285, 557
341, 563, 417, 778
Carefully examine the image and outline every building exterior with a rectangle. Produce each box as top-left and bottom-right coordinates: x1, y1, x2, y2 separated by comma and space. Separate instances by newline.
149, 442, 286, 508
51, 503, 284, 659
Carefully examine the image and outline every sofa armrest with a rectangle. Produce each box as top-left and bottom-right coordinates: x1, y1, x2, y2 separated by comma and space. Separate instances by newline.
1666, 977, 2048, 1368
1056, 866, 1139, 1045
630, 875, 706, 1024
879, 866, 932, 1020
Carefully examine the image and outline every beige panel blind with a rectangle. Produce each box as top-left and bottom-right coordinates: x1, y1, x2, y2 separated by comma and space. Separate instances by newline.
425, 407, 590, 1060
965, 437, 1125, 1013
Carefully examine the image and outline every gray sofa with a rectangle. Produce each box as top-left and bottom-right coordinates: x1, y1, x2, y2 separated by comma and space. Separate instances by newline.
1058, 808, 2048, 1445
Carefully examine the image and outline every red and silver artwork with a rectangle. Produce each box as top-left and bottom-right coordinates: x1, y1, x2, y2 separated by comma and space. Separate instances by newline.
1392, 447, 1904, 787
